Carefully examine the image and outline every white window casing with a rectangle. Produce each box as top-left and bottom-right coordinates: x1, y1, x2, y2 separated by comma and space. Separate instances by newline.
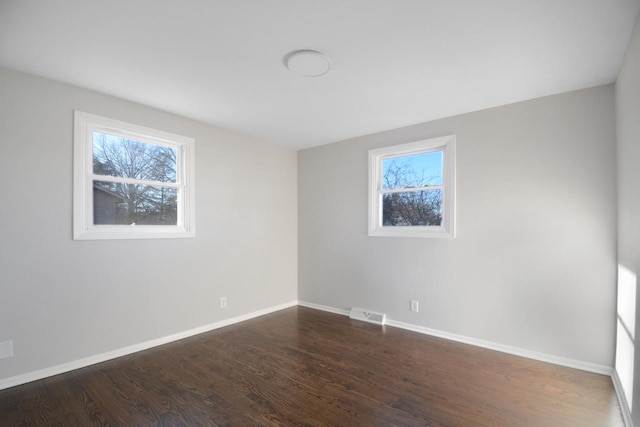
73, 111, 195, 240
368, 135, 455, 238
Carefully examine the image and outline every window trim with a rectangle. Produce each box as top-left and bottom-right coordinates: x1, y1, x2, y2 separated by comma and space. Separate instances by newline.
368, 135, 456, 238
73, 111, 195, 240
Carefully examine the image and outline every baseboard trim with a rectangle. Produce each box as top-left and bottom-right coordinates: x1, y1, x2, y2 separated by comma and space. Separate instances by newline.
612, 370, 634, 427
297, 300, 350, 316
386, 319, 612, 375
299, 300, 613, 376
0, 300, 615, 392
0, 300, 298, 391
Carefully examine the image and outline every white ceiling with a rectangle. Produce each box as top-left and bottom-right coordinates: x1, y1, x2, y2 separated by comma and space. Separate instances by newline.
0, 1, 638, 150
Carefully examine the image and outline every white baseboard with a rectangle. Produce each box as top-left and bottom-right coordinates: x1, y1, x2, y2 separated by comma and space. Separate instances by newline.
386, 318, 612, 375
0, 300, 298, 391
297, 300, 350, 316
612, 370, 634, 427
0, 300, 616, 393
299, 300, 613, 376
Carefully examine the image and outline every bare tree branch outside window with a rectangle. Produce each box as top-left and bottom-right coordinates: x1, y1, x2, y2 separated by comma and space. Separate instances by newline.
382, 152, 443, 226
93, 133, 178, 225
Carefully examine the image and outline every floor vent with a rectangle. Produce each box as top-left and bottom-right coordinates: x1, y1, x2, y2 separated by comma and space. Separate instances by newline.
349, 307, 386, 325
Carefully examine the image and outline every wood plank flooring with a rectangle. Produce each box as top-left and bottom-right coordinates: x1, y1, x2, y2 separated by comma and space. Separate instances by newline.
0, 307, 624, 426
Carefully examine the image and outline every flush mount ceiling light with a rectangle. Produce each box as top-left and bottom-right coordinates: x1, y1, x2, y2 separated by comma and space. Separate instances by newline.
284, 50, 331, 77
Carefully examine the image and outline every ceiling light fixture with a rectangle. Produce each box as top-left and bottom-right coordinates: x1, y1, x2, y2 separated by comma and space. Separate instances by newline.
284, 50, 331, 77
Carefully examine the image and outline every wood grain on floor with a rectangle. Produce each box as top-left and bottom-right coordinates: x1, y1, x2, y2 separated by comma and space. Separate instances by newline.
0, 306, 623, 426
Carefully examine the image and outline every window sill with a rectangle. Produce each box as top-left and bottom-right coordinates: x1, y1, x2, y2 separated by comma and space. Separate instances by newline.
74, 226, 195, 240
368, 226, 455, 239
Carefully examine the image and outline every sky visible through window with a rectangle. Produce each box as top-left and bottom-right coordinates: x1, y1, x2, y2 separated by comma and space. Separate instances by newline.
382, 151, 442, 189
92, 131, 178, 226
93, 133, 177, 182
381, 150, 444, 227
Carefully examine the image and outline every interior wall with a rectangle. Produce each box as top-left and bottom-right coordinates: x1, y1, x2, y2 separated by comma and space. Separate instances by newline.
0, 67, 298, 381
298, 85, 617, 367
616, 10, 640, 425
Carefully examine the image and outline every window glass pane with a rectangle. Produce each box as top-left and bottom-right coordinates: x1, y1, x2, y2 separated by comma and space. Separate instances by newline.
382, 151, 442, 190
93, 181, 178, 225
618, 264, 637, 340
382, 190, 442, 226
616, 318, 635, 410
93, 132, 177, 183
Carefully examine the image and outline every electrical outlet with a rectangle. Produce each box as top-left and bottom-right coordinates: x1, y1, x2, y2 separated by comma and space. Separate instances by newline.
410, 300, 419, 313
0, 340, 13, 359
220, 297, 227, 308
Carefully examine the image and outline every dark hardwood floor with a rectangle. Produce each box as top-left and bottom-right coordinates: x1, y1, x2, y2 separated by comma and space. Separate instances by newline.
0, 307, 623, 426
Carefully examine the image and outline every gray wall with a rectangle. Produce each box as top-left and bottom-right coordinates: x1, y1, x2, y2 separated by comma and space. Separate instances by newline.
616, 10, 640, 425
0, 67, 298, 380
0, 62, 621, 383
298, 85, 617, 367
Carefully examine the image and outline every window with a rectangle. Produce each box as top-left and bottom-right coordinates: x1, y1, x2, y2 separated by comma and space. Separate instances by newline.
616, 264, 636, 411
368, 135, 455, 238
73, 111, 195, 240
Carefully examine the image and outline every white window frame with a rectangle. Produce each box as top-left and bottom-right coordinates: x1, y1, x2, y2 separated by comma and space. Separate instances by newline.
73, 111, 195, 240
368, 135, 455, 238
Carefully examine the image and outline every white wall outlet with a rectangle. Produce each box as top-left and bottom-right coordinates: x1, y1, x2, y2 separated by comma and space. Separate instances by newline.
0, 340, 14, 359
220, 297, 227, 308
411, 300, 419, 313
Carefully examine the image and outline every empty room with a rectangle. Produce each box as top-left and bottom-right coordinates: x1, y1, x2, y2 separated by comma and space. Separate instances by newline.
1, 1, 640, 426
